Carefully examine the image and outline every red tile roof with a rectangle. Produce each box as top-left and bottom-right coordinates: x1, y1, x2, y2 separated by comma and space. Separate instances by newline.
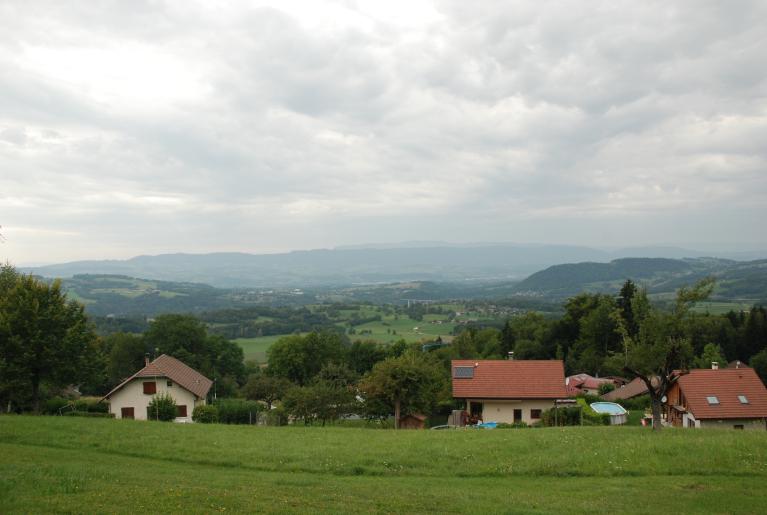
677, 368, 767, 420
103, 354, 213, 400
565, 384, 581, 397
567, 374, 614, 390
451, 360, 567, 399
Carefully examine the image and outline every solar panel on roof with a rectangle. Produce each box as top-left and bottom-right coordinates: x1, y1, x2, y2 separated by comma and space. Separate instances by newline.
453, 366, 474, 378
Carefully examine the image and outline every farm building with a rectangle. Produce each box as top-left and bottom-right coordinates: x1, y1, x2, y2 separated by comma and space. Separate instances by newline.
663, 366, 767, 430
102, 354, 212, 422
601, 377, 649, 402
451, 360, 567, 425
398, 413, 427, 429
566, 374, 623, 396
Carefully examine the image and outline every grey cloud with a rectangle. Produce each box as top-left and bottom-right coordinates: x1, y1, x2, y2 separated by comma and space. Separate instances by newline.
1, 0, 765, 264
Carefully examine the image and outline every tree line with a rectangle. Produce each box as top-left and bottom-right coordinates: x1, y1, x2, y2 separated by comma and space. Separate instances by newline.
3, 264, 766, 431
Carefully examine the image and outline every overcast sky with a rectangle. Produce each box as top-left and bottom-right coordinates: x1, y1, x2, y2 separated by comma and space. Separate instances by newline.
2, 0, 766, 265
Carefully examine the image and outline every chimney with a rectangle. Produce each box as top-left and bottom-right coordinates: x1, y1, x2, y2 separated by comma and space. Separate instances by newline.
145, 353, 150, 366
508, 351, 514, 360
711, 361, 719, 370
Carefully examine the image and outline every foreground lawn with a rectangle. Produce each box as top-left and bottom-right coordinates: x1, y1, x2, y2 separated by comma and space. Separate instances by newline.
1, 417, 766, 513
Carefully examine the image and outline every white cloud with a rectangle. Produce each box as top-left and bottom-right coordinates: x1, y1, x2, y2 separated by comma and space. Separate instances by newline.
1, 0, 766, 264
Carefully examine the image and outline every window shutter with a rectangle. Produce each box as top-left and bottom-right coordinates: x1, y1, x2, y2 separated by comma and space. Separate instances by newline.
143, 381, 157, 394
177, 405, 188, 418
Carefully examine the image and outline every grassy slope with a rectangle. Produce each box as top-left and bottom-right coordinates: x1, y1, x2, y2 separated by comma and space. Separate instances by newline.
1, 417, 766, 514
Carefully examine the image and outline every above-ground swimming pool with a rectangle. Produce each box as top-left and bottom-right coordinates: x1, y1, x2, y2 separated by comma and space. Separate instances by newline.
590, 402, 628, 425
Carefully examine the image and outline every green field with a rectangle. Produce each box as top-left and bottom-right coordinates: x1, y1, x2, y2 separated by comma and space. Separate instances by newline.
233, 334, 305, 362
690, 301, 756, 315
352, 315, 455, 344
1, 417, 766, 513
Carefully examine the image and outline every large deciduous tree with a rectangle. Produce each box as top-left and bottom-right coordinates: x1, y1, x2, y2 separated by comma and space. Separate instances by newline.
143, 314, 245, 395
242, 374, 292, 409
613, 278, 715, 431
0, 270, 97, 412
359, 353, 444, 429
267, 332, 345, 385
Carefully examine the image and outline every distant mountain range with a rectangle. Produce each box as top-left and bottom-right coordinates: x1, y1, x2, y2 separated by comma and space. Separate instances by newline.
40, 256, 767, 318
23, 244, 767, 289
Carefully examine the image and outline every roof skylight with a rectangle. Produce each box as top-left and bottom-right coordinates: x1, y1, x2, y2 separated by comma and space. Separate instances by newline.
453, 366, 474, 379
706, 396, 720, 405
738, 395, 749, 404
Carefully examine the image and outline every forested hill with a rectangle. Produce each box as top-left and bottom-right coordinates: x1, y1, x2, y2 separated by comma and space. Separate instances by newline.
513, 257, 767, 301
24, 245, 610, 287
25, 244, 758, 288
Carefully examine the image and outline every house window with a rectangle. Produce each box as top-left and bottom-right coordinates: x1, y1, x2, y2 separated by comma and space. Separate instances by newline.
513, 409, 522, 423
143, 381, 157, 394
176, 405, 187, 418
121, 407, 134, 419
469, 402, 483, 416
167, 380, 173, 387
706, 396, 719, 405
733, 424, 744, 430
530, 409, 542, 419
738, 395, 749, 404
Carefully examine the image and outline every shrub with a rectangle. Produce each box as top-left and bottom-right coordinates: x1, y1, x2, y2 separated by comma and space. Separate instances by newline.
216, 398, 262, 424
147, 393, 177, 421
598, 383, 616, 395
496, 422, 529, 429
265, 405, 288, 426
578, 398, 610, 425
617, 394, 651, 411
73, 397, 109, 413
192, 405, 219, 424
44, 396, 71, 415
541, 406, 582, 427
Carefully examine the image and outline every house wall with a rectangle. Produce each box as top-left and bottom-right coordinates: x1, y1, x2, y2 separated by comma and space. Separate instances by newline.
107, 377, 204, 422
682, 412, 699, 428
466, 399, 556, 425
698, 418, 766, 430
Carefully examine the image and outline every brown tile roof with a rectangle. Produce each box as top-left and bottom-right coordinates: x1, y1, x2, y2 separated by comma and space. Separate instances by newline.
601, 377, 649, 401
451, 360, 567, 399
677, 368, 767, 420
103, 354, 213, 400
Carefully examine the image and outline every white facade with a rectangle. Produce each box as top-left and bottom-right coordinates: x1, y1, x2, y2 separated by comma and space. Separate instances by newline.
698, 418, 767, 430
678, 411, 766, 430
466, 399, 556, 425
107, 377, 205, 422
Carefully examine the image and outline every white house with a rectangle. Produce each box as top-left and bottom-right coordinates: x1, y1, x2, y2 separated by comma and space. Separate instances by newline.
102, 354, 213, 422
451, 359, 567, 425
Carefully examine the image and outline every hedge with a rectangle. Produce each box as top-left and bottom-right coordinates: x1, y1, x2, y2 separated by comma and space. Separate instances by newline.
216, 399, 263, 424
192, 405, 219, 423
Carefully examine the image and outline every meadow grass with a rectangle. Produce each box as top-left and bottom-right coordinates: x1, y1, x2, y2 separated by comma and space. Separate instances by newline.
233, 334, 305, 361
354, 315, 454, 343
690, 301, 756, 315
1, 416, 766, 513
